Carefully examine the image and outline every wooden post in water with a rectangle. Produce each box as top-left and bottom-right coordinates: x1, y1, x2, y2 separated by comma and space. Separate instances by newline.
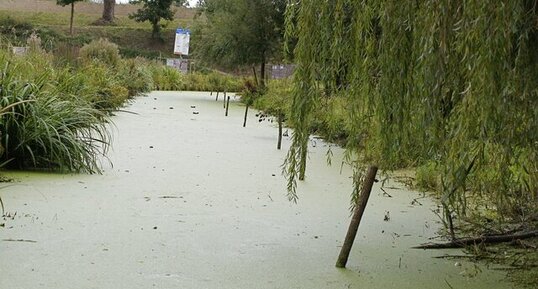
225, 96, 230, 116
223, 91, 227, 108
277, 115, 283, 150
335, 165, 378, 268
243, 105, 249, 127
215, 91, 219, 101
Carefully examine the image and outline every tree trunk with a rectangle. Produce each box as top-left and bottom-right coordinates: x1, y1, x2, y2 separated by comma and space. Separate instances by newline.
252, 67, 258, 87
336, 166, 378, 268
69, 2, 75, 36
260, 60, 266, 88
151, 21, 160, 39
277, 115, 283, 150
102, 0, 115, 23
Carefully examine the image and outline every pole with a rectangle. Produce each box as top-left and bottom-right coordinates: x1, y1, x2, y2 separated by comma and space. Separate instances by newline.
225, 96, 230, 116
335, 165, 378, 268
243, 105, 249, 127
277, 115, 283, 150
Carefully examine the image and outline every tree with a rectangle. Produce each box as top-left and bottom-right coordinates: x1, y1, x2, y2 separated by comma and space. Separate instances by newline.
129, 0, 187, 39
284, 0, 537, 236
56, 0, 83, 35
192, 0, 286, 87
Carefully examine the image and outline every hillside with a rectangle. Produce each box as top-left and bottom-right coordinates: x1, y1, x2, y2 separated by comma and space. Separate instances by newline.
0, 0, 196, 59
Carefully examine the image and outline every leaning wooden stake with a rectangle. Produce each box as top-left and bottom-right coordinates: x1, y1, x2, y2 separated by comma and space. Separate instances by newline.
277, 115, 283, 150
215, 91, 219, 101
336, 165, 378, 268
223, 91, 227, 108
243, 105, 249, 127
225, 96, 230, 116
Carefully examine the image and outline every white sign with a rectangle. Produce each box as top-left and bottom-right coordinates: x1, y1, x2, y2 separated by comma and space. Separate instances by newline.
166, 58, 189, 74
174, 28, 190, 56
12, 46, 28, 56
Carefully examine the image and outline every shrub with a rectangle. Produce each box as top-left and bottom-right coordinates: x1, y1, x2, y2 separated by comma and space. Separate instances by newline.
79, 38, 120, 67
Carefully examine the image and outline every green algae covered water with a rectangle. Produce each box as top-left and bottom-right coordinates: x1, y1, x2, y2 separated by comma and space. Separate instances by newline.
0, 91, 514, 288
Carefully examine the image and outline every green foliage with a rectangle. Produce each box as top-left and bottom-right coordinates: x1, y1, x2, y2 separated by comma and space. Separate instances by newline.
150, 64, 184, 90
0, 37, 156, 173
118, 58, 154, 96
56, 0, 82, 7
82, 62, 130, 110
79, 38, 121, 66
415, 161, 441, 192
254, 79, 291, 117
0, 52, 110, 173
149, 64, 243, 92
192, 0, 286, 85
182, 71, 242, 92
285, 1, 538, 223
129, 0, 187, 39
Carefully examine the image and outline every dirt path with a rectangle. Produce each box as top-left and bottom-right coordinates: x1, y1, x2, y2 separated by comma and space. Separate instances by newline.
0, 91, 513, 288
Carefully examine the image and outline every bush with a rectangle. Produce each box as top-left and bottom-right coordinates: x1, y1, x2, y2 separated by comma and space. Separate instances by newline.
254, 79, 291, 116
79, 38, 120, 66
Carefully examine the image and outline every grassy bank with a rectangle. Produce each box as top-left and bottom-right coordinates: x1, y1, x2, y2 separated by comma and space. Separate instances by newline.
0, 1, 195, 59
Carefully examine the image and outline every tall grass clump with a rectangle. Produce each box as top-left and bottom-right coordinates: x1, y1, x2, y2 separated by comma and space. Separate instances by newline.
79, 38, 120, 67
181, 71, 243, 92
118, 58, 154, 96
82, 62, 129, 110
150, 65, 184, 91
0, 53, 110, 173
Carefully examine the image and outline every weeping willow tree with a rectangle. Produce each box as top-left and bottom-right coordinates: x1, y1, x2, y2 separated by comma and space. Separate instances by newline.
285, 0, 538, 233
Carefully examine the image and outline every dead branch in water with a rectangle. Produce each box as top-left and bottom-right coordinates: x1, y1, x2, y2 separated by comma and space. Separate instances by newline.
413, 230, 538, 249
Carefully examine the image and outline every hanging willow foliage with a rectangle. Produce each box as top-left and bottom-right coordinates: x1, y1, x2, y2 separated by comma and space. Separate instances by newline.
285, 0, 538, 224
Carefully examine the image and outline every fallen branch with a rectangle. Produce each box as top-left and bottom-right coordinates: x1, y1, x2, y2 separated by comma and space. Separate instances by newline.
3, 239, 37, 243
413, 230, 538, 249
